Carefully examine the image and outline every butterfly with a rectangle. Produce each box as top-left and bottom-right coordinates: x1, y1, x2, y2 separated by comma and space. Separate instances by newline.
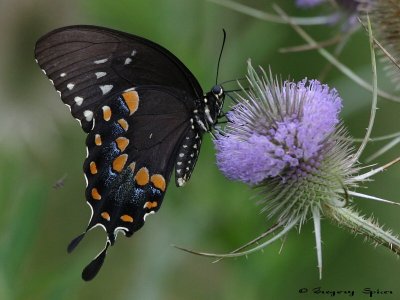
34, 25, 225, 281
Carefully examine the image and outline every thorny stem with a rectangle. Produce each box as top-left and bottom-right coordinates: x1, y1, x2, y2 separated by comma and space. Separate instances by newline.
173, 218, 300, 259
312, 207, 323, 280
324, 206, 400, 255
359, 19, 400, 72
352, 156, 400, 181
212, 222, 282, 263
353, 15, 378, 163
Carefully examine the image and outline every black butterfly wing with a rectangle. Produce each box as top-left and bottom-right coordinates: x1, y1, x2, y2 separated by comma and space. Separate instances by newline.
34, 25, 203, 132
84, 87, 190, 238
35, 26, 208, 280
78, 87, 196, 280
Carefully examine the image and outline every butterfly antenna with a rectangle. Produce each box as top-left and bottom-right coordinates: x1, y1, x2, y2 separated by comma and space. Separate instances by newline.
216, 29, 227, 85
220, 77, 247, 85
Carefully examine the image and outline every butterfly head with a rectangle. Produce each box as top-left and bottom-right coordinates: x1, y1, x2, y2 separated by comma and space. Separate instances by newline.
195, 85, 225, 132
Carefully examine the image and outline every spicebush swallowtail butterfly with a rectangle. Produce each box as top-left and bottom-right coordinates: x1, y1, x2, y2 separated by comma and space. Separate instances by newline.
35, 25, 225, 281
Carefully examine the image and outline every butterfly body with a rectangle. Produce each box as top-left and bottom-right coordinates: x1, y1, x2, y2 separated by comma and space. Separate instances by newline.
35, 25, 225, 280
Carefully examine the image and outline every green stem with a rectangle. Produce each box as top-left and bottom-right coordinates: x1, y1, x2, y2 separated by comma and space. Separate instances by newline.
324, 205, 400, 255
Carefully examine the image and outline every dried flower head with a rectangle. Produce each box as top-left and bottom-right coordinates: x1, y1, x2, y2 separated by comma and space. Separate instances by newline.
363, 0, 400, 89
209, 61, 400, 278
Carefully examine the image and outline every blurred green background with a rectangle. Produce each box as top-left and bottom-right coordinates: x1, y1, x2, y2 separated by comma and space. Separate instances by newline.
1, 0, 399, 299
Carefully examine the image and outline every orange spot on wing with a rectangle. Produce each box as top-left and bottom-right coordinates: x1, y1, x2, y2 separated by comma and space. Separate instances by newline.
112, 154, 128, 172
95, 134, 102, 146
116, 137, 129, 152
120, 214, 134, 223
122, 90, 139, 115
117, 118, 129, 131
134, 167, 149, 185
102, 106, 112, 121
90, 162, 98, 174
91, 188, 101, 200
151, 174, 166, 192
101, 212, 110, 221
144, 201, 158, 209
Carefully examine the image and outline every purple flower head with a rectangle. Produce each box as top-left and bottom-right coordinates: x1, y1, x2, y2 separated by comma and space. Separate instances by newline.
215, 69, 342, 185
206, 61, 400, 280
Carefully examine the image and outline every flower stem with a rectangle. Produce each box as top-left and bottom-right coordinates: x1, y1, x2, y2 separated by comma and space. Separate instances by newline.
324, 205, 400, 255
353, 15, 378, 163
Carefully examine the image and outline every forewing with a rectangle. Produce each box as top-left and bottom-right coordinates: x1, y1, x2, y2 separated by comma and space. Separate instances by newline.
34, 25, 203, 132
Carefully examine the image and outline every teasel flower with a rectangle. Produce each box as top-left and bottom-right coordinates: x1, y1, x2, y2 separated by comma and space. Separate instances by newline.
177, 60, 400, 279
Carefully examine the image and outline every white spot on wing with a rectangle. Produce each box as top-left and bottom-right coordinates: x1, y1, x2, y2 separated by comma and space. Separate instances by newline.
179, 153, 184, 158
41, 69, 46, 75
123, 87, 136, 92
74, 96, 84, 106
177, 178, 186, 186
49, 79, 54, 85
60, 73, 66, 77
100, 85, 113, 95
95, 72, 107, 79
131, 50, 137, 56
94, 58, 108, 64
84, 173, 88, 187
67, 83, 75, 90
65, 104, 71, 112
144, 211, 155, 221
57, 90, 61, 97
124, 57, 132, 65
83, 110, 93, 122
114, 227, 128, 237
